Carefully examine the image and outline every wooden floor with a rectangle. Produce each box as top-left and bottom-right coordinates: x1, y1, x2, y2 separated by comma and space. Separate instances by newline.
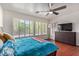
55, 41, 79, 56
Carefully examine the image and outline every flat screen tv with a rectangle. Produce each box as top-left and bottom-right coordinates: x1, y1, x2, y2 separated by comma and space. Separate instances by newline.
59, 23, 72, 31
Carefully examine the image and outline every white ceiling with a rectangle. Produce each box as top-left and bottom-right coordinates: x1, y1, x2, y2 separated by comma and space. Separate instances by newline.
1, 3, 79, 20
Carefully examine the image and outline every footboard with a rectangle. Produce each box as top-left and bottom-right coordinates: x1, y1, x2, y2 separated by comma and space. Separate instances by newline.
48, 51, 57, 56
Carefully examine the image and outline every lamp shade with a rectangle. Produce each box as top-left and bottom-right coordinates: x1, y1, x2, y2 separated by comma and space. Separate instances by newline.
0, 5, 3, 27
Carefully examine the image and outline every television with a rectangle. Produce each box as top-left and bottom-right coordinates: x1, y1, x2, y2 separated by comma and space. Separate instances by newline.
58, 23, 72, 31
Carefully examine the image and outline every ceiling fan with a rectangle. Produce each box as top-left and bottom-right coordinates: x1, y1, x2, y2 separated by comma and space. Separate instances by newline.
35, 3, 67, 16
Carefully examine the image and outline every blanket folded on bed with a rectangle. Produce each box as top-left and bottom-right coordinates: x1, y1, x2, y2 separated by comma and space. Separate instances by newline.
32, 37, 47, 42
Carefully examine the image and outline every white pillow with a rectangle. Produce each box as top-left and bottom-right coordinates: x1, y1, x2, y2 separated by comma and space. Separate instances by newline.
0, 39, 3, 49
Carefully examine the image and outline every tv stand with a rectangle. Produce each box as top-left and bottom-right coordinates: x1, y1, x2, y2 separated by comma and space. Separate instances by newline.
55, 31, 76, 46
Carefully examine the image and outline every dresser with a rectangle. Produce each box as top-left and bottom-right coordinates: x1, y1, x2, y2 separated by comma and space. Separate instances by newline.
55, 32, 76, 46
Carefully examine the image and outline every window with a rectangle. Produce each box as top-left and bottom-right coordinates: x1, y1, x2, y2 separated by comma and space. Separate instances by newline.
24, 20, 30, 36
39, 22, 42, 35
35, 22, 39, 35
18, 19, 25, 37
35, 22, 47, 35
13, 18, 25, 37
13, 18, 19, 37
44, 23, 47, 34
13, 18, 48, 38
29, 20, 34, 36
41, 23, 45, 34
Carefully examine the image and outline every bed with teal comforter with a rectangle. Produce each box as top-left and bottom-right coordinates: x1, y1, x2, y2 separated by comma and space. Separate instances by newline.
0, 37, 58, 56
14, 37, 58, 56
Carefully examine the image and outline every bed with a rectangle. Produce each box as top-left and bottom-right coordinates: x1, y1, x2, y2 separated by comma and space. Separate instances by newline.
0, 37, 58, 56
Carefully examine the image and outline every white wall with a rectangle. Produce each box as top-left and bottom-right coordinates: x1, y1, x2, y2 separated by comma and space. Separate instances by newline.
50, 12, 79, 45
0, 5, 3, 27
2, 9, 48, 35
3, 10, 13, 34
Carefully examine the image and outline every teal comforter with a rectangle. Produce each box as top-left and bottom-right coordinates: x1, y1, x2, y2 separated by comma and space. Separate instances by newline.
14, 37, 58, 56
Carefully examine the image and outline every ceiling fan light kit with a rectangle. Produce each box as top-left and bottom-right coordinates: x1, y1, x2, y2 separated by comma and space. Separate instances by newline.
49, 12, 52, 14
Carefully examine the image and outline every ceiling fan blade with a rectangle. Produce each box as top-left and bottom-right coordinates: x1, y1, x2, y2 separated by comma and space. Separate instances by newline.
35, 11, 49, 13
48, 3, 52, 9
45, 13, 49, 16
53, 11, 59, 15
53, 5, 66, 11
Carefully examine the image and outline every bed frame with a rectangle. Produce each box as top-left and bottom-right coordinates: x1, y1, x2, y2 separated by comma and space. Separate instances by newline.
48, 51, 57, 56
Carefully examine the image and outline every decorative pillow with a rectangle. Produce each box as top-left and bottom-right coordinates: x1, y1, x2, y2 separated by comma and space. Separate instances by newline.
0, 35, 6, 43
3, 33, 14, 40
0, 39, 3, 49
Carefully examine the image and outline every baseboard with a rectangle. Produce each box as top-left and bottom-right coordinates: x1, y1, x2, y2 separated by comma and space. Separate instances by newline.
76, 44, 79, 46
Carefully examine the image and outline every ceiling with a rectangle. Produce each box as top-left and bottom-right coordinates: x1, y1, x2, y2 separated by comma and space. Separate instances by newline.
1, 3, 79, 20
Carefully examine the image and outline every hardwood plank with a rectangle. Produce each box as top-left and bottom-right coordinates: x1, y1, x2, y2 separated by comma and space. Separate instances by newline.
55, 41, 79, 56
